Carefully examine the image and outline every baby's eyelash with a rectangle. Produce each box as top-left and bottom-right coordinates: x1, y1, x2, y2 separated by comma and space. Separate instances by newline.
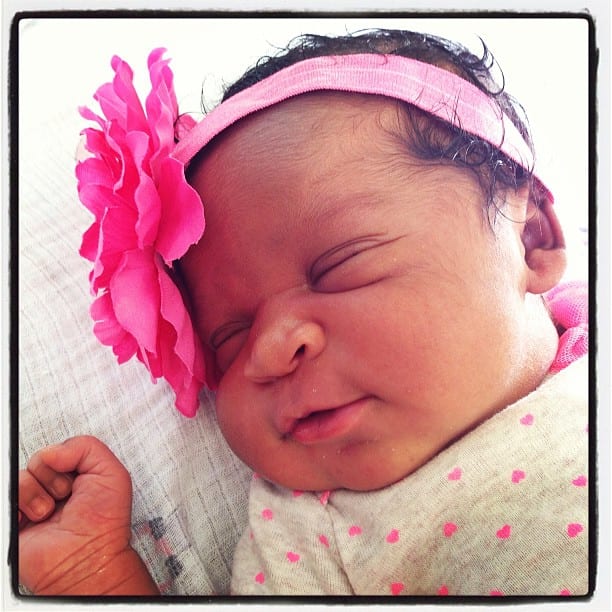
309, 234, 402, 285
311, 251, 362, 284
209, 322, 249, 351
309, 234, 386, 284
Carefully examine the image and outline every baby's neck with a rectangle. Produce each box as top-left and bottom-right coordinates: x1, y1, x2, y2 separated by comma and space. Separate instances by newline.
506, 293, 561, 407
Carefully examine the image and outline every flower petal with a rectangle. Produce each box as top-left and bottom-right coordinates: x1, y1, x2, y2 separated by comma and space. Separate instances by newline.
90, 203, 139, 292
94, 55, 148, 134
76, 179, 122, 220
79, 222, 100, 262
156, 260, 206, 416
90, 293, 138, 363
125, 131, 160, 248
109, 250, 160, 354
156, 157, 205, 263
146, 48, 177, 166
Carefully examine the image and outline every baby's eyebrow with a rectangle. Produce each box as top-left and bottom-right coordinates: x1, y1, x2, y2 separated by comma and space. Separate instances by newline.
310, 190, 387, 219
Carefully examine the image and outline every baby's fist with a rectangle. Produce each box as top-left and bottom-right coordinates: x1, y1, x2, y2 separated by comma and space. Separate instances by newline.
19, 435, 154, 595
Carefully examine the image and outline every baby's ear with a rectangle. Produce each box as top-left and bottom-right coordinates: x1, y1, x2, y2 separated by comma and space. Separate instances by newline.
521, 189, 567, 294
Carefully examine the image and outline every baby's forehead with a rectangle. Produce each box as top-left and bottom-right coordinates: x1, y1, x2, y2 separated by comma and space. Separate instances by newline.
202, 91, 409, 165
191, 92, 480, 232
252, 90, 403, 131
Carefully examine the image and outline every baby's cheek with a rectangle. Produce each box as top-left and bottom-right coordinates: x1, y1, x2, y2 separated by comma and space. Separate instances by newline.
214, 380, 242, 435
215, 378, 262, 459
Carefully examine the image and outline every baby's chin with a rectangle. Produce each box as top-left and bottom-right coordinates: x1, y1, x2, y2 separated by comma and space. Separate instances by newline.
256, 451, 434, 494
263, 471, 415, 495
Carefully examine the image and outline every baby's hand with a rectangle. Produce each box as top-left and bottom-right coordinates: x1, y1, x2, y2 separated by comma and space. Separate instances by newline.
19, 435, 158, 595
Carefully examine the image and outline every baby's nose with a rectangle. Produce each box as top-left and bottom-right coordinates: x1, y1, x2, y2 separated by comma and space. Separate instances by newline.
243, 313, 326, 383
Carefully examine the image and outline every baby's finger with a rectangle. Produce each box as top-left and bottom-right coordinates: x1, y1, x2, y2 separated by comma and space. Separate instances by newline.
24, 452, 73, 501
28, 436, 130, 488
18, 469, 55, 523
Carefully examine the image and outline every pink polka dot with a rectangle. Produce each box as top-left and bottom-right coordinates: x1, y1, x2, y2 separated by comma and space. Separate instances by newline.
520, 413, 534, 426
572, 475, 587, 487
511, 469, 526, 483
438, 585, 449, 596
490, 589, 504, 596
319, 534, 330, 548
560, 589, 571, 596
386, 529, 400, 543
443, 522, 458, 537
348, 525, 362, 537
390, 582, 404, 595
292, 490, 304, 497
567, 523, 584, 538
447, 467, 462, 481
261, 508, 273, 520
286, 551, 300, 563
496, 524, 511, 539
254, 572, 265, 584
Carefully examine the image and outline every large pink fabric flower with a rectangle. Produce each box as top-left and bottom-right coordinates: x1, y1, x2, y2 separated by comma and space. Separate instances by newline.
76, 48, 208, 417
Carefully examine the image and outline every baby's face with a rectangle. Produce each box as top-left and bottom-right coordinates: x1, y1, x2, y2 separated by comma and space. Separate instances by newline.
181, 93, 555, 491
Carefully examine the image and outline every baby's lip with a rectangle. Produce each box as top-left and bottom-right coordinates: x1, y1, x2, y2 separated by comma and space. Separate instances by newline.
278, 400, 350, 434
281, 397, 371, 444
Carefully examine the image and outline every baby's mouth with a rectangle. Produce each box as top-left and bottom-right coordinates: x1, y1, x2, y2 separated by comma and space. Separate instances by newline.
285, 398, 370, 445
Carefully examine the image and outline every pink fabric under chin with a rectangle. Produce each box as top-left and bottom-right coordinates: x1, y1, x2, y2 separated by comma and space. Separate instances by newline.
545, 280, 589, 372
172, 53, 552, 203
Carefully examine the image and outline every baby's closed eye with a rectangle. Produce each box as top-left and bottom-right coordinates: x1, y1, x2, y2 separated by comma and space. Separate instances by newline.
210, 322, 251, 372
310, 235, 404, 293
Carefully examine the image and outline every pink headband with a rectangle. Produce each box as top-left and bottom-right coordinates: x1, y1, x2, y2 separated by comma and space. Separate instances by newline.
173, 53, 543, 193
76, 48, 551, 418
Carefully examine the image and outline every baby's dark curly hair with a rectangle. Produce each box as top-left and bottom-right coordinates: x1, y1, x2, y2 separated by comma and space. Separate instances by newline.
205, 29, 540, 211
